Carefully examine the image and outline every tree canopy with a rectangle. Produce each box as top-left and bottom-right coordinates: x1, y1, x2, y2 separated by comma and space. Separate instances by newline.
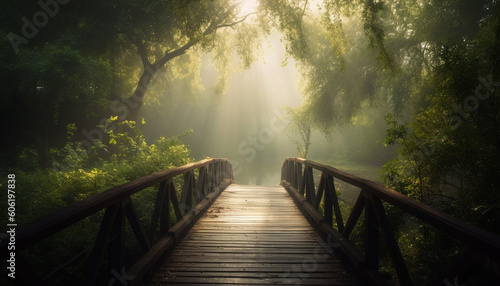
2, 1, 500, 284
1, 0, 265, 168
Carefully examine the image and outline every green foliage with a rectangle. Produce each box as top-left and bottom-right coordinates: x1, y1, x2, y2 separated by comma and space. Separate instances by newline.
362, 0, 394, 70
15, 43, 112, 125
0, 0, 270, 169
382, 113, 407, 146
284, 105, 313, 158
378, 2, 500, 283
2, 120, 193, 226
0, 119, 194, 283
1, 0, 500, 283
0, 39, 113, 168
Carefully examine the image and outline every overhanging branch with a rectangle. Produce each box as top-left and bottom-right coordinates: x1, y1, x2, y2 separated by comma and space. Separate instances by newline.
153, 6, 251, 70
216, 12, 259, 29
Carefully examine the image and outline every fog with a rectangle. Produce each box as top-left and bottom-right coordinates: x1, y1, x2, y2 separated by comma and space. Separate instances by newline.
141, 34, 397, 185
141, 35, 303, 185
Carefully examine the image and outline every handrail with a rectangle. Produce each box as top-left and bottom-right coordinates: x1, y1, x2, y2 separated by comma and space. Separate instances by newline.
1, 158, 234, 285
281, 157, 500, 286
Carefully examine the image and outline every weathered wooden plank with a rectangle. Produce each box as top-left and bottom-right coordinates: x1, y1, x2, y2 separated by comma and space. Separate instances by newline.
166, 251, 343, 259
188, 229, 317, 234
149, 276, 355, 285
171, 248, 334, 254
158, 263, 346, 271
127, 235, 176, 284
127, 178, 232, 285
148, 184, 355, 285
162, 257, 341, 264
186, 233, 320, 238
177, 243, 325, 249
153, 271, 350, 278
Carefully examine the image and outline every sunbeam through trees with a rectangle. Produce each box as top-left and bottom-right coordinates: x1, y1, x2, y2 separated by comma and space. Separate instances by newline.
1, 0, 500, 285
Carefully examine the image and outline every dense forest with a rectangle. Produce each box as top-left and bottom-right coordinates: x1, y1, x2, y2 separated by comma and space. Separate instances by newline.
1, 0, 500, 285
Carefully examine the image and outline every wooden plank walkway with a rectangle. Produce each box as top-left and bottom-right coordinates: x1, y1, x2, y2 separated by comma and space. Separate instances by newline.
148, 184, 357, 285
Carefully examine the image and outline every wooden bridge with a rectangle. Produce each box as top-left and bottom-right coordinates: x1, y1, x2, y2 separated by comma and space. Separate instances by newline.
2, 158, 500, 285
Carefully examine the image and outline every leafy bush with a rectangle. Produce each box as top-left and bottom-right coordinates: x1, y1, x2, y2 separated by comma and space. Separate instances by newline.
0, 119, 193, 283
1, 119, 193, 226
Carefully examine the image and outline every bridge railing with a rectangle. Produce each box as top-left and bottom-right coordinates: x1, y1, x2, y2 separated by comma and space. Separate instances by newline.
1, 158, 233, 286
281, 157, 500, 286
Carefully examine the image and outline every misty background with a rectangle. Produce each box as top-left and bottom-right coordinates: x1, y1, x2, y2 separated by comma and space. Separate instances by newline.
140, 34, 397, 185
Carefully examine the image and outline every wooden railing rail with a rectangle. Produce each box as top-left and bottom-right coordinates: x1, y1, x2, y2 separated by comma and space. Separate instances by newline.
281, 157, 500, 286
1, 158, 233, 286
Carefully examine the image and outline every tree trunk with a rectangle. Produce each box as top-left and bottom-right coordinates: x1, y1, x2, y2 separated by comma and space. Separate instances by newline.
124, 67, 154, 122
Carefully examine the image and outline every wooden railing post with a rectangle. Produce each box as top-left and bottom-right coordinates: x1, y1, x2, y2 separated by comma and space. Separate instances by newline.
209, 160, 218, 188
226, 160, 234, 181
198, 166, 208, 197
327, 175, 344, 233
364, 193, 380, 271
168, 179, 182, 223
0, 158, 234, 286
299, 166, 306, 196
84, 203, 121, 286
108, 200, 126, 279
283, 160, 288, 183
316, 174, 335, 227
181, 171, 194, 215
371, 196, 412, 286
281, 161, 286, 182
279, 157, 500, 286
304, 166, 315, 205
191, 171, 201, 204
217, 160, 222, 186
207, 161, 214, 191
314, 173, 326, 211
124, 198, 151, 253
342, 193, 365, 240
296, 161, 302, 190
150, 180, 167, 241
214, 160, 219, 187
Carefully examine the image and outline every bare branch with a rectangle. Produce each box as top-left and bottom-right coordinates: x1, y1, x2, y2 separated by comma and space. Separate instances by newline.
154, 39, 198, 70
301, 0, 309, 19
216, 12, 259, 29
153, 4, 253, 72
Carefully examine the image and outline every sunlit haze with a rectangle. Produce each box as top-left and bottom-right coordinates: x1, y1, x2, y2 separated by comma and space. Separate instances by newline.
3, 2, 497, 284
237, 0, 260, 17
142, 34, 302, 185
